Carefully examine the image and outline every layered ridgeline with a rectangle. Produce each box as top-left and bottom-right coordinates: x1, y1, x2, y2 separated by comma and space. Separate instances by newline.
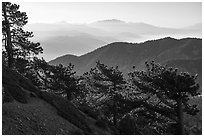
26, 20, 201, 61
49, 37, 201, 82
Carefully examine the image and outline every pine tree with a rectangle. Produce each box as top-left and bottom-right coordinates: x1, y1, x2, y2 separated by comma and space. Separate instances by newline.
86, 61, 126, 126
2, 2, 43, 68
48, 63, 79, 100
29, 58, 79, 100
129, 61, 200, 134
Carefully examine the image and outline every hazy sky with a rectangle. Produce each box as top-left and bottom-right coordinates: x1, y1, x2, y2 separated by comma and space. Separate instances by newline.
19, 2, 202, 28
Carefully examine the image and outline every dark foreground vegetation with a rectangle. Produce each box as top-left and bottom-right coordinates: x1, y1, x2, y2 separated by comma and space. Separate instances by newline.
2, 2, 202, 135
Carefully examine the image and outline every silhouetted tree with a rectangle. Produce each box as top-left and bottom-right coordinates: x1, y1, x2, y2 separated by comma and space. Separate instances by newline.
2, 2, 43, 68
28, 58, 79, 100
85, 61, 126, 126
48, 63, 79, 100
29, 57, 51, 88
129, 61, 200, 134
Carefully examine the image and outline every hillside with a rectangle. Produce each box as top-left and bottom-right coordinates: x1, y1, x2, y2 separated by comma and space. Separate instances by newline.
164, 58, 202, 78
49, 37, 202, 78
2, 65, 115, 135
164, 58, 202, 90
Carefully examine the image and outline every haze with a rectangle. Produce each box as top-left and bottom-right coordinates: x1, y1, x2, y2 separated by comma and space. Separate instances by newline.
17, 2, 202, 61
19, 2, 201, 28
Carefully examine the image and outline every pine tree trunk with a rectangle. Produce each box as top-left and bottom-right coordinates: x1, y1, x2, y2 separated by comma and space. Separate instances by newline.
2, 2, 13, 68
113, 84, 117, 127
67, 92, 72, 100
177, 99, 184, 135
113, 101, 117, 126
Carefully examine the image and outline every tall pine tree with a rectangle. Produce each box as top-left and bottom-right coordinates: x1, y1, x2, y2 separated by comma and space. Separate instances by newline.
86, 61, 126, 126
29, 57, 79, 100
129, 61, 200, 134
2, 2, 43, 68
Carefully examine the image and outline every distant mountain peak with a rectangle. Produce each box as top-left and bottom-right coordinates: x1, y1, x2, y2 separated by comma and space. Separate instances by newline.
56, 21, 68, 24
95, 19, 126, 23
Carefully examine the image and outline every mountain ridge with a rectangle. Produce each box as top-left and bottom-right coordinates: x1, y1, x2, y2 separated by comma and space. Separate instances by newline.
49, 37, 202, 79
26, 20, 201, 61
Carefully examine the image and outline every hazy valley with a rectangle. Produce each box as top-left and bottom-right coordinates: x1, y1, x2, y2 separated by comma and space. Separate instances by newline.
25, 20, 202, 61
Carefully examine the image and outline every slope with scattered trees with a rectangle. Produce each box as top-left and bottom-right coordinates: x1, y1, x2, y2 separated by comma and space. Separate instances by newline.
2, 2, 201, 135
49, 37, 202, 77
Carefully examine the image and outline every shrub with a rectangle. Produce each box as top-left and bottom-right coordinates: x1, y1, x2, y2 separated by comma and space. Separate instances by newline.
118, 114, 139, 135
4, 85, 29, 103
95, 118, 108, 130
78, 104, 99, 120
3, 87, 14, 103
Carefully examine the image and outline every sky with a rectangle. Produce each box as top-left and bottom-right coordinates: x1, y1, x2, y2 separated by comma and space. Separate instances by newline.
18, 2, 202, 28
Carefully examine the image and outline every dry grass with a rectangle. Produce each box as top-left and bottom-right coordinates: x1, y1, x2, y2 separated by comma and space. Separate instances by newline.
2, 98, 83, 135
2, 65, 113, 135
